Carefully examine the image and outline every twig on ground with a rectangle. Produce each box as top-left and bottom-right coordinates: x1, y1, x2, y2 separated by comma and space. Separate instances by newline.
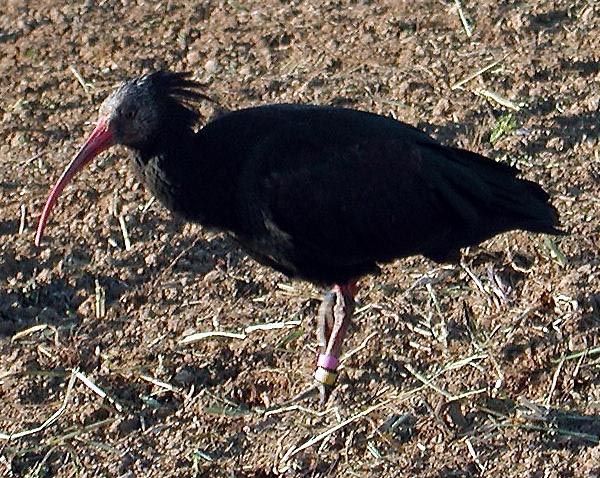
244, 320, 302, 333
0, 370, 77, 440
341, 331, 378, 364
94, 279, 106, 319
180, 318, 303, 345
69, 65, 90, 95
404, 362, 486, 401
553, 345, 600, 364
179, 330, 247, 345
18, 204, 26, 234
454, 0, 473, 37
477, 89, 521, 111
118, 215, 132, 251
280, 399, 392, 463
69, 65, 91, 94
140, 374, 180, 393
74, 369, 124, 412
45, 418, 117, 447
545, 355, 565, 407
11, 324, 49, 342
451, 55, 508, 90
465, 438, 486, 472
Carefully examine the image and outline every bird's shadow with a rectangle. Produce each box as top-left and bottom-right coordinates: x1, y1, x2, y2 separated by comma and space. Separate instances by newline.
0, 219, 18, 236
419, 120, 472, 147
577, 293, 600, 332
0, 270, 127, 340
340, 308, 600, 452
0, 202, 247, 339
483, 396, 600, 450
132, 211, 246, 276
548, 108, 600, 148
422, 101, 599, 162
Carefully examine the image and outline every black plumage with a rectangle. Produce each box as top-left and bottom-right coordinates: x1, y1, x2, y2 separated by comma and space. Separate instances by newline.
36, 71, 563, 401
119, 77, 561, 284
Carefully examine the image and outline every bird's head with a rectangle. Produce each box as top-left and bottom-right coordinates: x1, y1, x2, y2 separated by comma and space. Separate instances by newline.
35, 71, 211, 246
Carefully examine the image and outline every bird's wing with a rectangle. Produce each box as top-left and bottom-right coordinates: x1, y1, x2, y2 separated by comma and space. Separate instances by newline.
256, 137, 483, 268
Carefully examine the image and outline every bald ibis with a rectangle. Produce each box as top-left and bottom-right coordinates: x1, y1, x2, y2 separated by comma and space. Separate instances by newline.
36, 71, 563, 403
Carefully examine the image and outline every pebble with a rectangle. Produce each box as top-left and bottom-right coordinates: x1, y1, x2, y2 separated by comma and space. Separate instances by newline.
144, 253, 157, 266
204, 58, 219, 74
186, 50, 200, 65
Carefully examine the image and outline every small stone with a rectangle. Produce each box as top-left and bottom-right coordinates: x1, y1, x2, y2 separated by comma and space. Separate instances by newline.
144, 253, 157, 267
186, 50, 200, 65
204, 58, 219, 74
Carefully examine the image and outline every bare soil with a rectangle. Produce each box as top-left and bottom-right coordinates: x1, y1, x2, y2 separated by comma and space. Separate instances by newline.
1, 1, 599, 477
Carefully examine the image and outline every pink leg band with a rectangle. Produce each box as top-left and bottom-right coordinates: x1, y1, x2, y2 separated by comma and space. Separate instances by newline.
317, 354, 339, 370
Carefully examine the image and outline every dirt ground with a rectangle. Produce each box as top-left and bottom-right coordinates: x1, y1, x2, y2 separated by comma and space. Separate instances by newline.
1, 0, 599, 476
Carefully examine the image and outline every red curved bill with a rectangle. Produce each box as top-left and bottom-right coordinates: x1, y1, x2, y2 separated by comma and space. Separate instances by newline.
35, 120, 113, 246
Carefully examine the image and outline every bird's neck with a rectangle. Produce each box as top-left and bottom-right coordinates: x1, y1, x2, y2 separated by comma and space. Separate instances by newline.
129, 128, 238, 229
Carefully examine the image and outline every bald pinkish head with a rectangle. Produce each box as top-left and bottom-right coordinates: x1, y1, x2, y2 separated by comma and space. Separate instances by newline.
35, 71, 209, 245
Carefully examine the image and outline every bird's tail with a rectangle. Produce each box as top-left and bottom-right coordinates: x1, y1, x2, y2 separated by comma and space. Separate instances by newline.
431, 144, 565, 237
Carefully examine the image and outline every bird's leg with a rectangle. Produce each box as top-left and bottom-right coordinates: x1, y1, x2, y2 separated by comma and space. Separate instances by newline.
313, 282, 357, 404
316, 290, 336, 351
288, 282, 357, 405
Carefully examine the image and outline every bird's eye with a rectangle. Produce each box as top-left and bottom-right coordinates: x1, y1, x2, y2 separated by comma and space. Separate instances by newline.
124, 109, 136, 119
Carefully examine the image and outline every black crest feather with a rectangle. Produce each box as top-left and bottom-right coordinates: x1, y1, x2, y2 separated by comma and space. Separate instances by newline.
140, 71, 218, 127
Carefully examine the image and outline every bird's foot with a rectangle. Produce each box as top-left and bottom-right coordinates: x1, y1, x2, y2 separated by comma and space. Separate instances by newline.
289, 284, 356, 406
313, 361, 338, 404
288, 381, 333, 405
305, 283, 356, 404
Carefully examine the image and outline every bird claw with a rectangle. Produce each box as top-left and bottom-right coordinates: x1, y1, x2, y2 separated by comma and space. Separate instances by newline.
288, 381, 334, 406
284, 286, 353, 408
289, 383, 320, 403
318, 382, 334, 405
